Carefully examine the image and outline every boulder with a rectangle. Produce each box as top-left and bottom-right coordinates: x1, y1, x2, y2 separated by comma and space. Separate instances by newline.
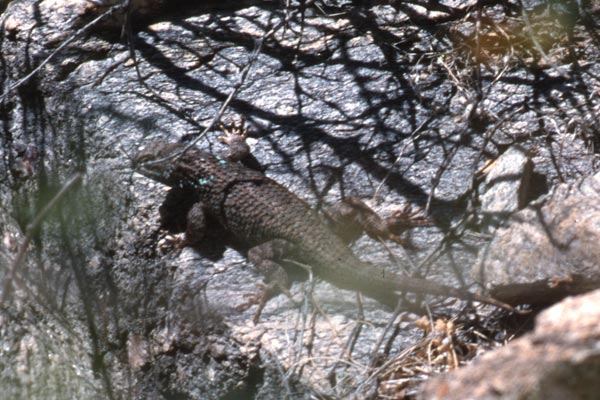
419, 289, 600, 400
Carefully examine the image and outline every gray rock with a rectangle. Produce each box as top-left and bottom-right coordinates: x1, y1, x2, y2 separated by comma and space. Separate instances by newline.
474, 171, 600, 305
480, 145, 532, 224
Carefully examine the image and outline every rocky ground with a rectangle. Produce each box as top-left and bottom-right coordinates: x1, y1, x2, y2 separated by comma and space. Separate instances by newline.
0, 1, 599, 399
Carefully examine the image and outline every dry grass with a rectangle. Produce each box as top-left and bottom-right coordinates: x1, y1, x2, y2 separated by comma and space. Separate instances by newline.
375, 313, 511, 399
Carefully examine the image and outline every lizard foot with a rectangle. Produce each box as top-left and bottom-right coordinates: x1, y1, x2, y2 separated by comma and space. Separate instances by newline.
236, 281, 297, 324
388, 203, 433, 232
235, 294, 267, 325
218, 116, 250, 162
384, 203, 434, 248
218, 115, 247, 141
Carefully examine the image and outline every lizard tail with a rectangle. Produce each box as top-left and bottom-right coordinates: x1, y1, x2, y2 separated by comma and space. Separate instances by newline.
383, 273, 530, 315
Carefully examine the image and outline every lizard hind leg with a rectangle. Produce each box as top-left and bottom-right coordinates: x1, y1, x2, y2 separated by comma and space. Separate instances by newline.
236, 239, 299, 323
325, 196, 431, 247
324, 196, 402, 244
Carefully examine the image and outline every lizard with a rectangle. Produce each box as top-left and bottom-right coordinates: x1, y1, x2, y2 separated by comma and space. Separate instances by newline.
133, 132, 526, 322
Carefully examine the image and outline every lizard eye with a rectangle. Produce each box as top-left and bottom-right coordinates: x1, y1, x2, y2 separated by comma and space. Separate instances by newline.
135, 152, 154, 163
133, 141, 181, 169
132, 151, 154, 168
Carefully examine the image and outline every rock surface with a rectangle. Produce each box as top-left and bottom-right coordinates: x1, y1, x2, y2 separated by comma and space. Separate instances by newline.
1, 0, 600, 398
474, 171, 600, 305
479, 144, 533, 223
419, 288, 600, 400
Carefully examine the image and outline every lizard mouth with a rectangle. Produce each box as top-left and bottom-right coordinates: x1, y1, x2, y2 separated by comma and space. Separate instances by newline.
134, 162, 165, 182
132, 141, 184, 186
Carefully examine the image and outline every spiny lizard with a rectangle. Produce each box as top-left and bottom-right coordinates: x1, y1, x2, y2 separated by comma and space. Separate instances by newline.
134, 134, 524, 321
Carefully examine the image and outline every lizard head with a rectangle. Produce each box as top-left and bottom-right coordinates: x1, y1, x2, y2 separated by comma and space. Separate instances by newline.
132, 140, 188, 187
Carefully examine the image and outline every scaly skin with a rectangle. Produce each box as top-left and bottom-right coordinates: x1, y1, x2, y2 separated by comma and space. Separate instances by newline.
134, 141, 525, 316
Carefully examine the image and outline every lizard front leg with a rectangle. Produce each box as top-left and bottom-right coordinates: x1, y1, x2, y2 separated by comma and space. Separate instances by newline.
218, 117, 265, 172
156, 190, 209, 249
184, 202, 208, 246
237, 239, 299, 323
